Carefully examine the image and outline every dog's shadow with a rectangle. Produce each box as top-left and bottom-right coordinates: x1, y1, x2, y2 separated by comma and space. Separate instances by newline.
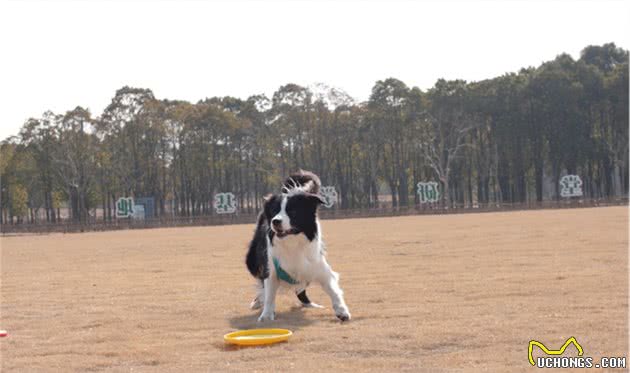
228, 306, 316, 331
216, 307, 316, 352
219, 306, 356, 351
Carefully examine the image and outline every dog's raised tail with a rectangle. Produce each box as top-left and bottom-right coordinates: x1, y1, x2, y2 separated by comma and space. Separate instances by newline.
283, 169, 321, 194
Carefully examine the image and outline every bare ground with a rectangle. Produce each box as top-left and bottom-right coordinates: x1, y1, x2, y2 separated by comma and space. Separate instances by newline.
1, 206, 628, 372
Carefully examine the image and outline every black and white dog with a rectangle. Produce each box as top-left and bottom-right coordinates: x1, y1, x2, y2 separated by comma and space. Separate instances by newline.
246, 170, 351, 322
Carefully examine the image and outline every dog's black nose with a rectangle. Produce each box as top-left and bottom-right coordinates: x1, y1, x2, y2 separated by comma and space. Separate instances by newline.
272, 218, 282, 227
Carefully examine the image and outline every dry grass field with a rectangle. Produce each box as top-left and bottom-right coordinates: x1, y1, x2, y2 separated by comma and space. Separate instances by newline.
1, 206, 628, 372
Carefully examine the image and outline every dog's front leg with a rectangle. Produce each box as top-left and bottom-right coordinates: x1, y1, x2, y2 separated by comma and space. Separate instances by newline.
258, 275, 279, 322
318, 264, 351, 321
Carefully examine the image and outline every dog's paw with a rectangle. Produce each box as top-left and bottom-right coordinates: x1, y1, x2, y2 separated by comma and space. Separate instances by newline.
257, 311, 275, 322
336, 311, 351, 322
334, 305, 351, 322
250, 297, 263, 310
302, 302, 324, 309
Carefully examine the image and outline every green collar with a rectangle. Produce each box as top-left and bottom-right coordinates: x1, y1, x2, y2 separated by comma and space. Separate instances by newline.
272, 257, 299, 284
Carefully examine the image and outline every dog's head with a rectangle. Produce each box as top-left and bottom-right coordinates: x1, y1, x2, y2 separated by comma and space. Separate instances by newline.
263, 191, 324, 241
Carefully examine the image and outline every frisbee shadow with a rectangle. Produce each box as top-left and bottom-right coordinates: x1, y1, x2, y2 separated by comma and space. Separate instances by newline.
216, 339, 291, 352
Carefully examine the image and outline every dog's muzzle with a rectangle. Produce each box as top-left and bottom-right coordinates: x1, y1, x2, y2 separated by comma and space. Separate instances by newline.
274, 228, 299, 238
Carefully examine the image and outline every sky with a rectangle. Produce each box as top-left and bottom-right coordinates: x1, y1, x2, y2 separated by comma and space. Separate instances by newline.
1, 0, 629, 140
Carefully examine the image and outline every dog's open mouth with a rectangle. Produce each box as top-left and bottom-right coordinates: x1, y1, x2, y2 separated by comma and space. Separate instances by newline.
274, 228, 299, 238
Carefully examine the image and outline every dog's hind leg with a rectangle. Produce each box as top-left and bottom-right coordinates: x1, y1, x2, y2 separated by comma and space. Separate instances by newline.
250, 279, 265, 310
296, 288, 323, 308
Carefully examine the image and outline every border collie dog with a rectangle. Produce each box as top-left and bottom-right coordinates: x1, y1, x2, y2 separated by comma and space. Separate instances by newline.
246, 170, 351, 322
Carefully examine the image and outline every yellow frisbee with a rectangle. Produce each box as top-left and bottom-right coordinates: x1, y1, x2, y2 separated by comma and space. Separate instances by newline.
224, 328, 293, 346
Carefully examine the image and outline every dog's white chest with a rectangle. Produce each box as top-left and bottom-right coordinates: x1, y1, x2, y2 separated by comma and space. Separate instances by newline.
270, 234, 322, 284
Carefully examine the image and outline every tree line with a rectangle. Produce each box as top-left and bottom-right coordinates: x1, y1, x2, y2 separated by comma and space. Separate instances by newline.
1, 43, 628, 224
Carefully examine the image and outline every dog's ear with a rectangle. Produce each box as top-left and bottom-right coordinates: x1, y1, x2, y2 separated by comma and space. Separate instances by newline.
263, 193, 273, 202
305, 193, 325, 206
